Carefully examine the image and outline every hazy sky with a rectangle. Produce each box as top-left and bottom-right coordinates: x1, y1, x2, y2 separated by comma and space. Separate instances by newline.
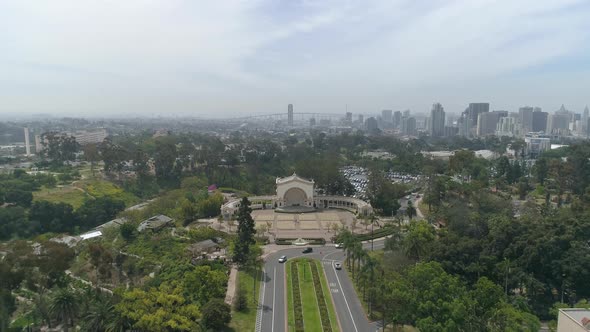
1, 0, 590, 118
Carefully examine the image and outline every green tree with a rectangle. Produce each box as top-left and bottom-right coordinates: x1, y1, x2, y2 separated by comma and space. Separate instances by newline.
41, 132, 80, 164
50, 287, 79, 330
201, 298, 231, 330
81, 295, 116, 332
119, 222, 136, 241
115, 283, 200, 331
233, 197, 256, 265
402, 220, 434, 260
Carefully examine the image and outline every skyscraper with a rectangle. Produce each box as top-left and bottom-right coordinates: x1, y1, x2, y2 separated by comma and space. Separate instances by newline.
401, 117, 416, 136
365, 117, 379, 134
24, 127, 31, 156
477, 111, 506, 136
532, 110, 548, 132
466, 103, 489, 125
345, 112, 352, 124
288, 104, 294, 126
583, 106, 589, 135
429, 103, 445, 137
381, 110, 393, 124
393, 111, 402, 129
518, 106, 534, 133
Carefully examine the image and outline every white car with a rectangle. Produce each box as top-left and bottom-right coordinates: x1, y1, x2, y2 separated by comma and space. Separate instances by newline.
334, 262, 342, 270
278, 255, 287, 263
335, 243, 344, 248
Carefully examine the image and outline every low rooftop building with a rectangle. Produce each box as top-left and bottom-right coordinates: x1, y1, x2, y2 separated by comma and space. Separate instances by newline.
137, 215, 173, 232
557, 308, 590, 331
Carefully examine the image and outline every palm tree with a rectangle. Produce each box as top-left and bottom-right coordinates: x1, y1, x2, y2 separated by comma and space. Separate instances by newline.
50, 288, 78, 331
82, 295, 115, 332
360, 256, 379, 317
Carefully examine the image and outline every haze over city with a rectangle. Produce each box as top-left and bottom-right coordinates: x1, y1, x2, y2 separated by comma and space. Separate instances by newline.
2, 0, 590, 117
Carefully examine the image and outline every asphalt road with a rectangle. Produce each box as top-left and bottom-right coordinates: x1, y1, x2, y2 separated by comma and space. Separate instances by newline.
257, 238, 387, 332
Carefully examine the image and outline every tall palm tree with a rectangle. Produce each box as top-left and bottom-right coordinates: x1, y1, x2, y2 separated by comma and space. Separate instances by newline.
50, 288, 78, 331
82, 295, 115, 332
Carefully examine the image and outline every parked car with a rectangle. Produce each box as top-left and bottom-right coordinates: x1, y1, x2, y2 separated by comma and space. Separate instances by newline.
335, 243, 344, 248
334, 262, 342, 270
278, 255, 287, 263
302, 247, 313, 253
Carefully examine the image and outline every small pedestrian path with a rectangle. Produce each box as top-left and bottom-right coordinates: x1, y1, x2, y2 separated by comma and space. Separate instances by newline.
224, 265, 238, 305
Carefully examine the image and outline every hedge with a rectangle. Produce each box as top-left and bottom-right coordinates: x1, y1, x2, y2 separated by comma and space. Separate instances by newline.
353, 226, 396, 242
310, 261, 333, 332
291, 262, 305, 332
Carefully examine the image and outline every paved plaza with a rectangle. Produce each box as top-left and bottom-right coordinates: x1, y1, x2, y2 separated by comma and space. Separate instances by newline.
251, 209, 361, 240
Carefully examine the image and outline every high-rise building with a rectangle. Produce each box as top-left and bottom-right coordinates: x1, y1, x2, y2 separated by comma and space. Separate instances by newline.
401, 116, 416, 136
583, 106, 589, 136
429, 103, 445, 137
34, 135, 42, 153
309, 118, 316, 126
357, 114, 364, 124
518, 106, 534, 133
24, 127, 31, 156
525, 133, 551, 158
393, 111, 402, 129
477, 111, 506, 136
381, 110, 393, 124
465, 103, 489, 126
365, 117, 379, 134
458, 115, 472, 137
547, 113, 570, 134
496, 115, 519, 137
288, 104, 294, 126
532, 110, 548, 132
345, 112, 353, 124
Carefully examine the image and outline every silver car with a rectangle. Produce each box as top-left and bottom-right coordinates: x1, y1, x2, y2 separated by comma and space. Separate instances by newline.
334, 262, 342, 270
278, 255, 287, 263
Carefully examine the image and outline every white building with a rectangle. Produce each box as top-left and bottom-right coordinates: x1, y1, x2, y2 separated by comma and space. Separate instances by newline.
221, 174, 373, 218
525, 133, 551, 158
71, 129, 108, 145
557, 308, 590, 332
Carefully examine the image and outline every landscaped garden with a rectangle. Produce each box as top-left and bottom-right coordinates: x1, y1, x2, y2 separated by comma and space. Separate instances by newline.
287, 258, 339, 332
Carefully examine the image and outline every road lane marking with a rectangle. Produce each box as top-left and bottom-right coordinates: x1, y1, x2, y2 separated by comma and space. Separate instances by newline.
332, 261, 359, 332
272, 267, 276, 332
255, 268, 266, 332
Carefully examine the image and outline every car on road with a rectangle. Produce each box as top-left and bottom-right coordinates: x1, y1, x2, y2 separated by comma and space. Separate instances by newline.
335, 243, 344, 248
302, 247, 313, 253
334, 262, 342, 270
278, 255, 287, 263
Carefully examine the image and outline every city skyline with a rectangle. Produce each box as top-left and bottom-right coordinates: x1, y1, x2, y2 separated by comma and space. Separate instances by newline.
1, 0, 590, 117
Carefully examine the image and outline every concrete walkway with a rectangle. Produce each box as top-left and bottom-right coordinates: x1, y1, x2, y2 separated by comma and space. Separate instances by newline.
224, 265, 238, 305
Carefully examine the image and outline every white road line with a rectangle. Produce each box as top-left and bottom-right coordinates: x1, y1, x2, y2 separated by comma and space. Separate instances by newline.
332, 262, 359, 332
272, 267, 276, 332
255, 268, 266, 332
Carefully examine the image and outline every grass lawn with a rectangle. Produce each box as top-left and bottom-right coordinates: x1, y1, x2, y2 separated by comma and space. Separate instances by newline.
228, 267, 262, 332
287, 258, 339, 332
33, 185, 88, 208
76, 179, 140, 207
298, 260, 323, 332
314, 260, 339, 331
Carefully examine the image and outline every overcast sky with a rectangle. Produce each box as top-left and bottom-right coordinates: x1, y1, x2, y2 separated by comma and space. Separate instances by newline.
1, 0, 590, 118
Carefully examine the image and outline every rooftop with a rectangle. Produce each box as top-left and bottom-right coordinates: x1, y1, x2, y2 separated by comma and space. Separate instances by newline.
137, 215, 173, 232
559, 308, 590, 331
276, 173, 314, 185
